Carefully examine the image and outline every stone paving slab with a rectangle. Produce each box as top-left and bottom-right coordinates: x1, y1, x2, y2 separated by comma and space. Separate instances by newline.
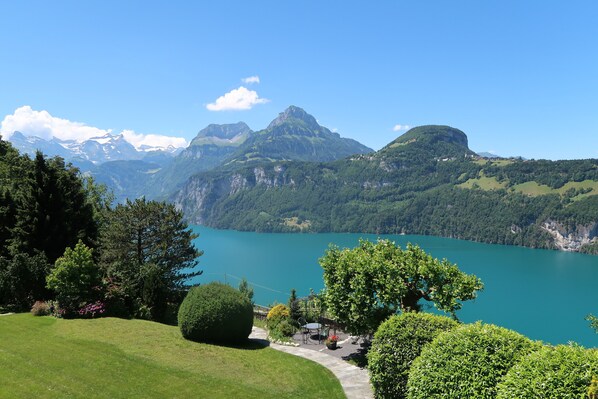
249, 327, 374, 399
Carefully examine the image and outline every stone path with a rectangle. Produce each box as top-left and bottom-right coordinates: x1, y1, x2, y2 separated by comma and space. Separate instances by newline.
249, 327, 374, 399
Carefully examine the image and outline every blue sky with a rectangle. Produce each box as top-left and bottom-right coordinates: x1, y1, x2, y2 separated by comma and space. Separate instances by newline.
1, 1, 597, 159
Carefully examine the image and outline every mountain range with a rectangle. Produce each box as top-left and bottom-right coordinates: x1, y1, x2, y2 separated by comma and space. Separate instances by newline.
173, 125, 598, 254
5, 106, 373, 202
4, 106, 597, 254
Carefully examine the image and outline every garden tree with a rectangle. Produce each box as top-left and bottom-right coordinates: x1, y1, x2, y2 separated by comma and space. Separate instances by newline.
100, 198, 203, 320
10, 152, 97, 263
0, 253, 50, 309
288, 288, 301, 324
238, 277, 254, 305
82, 175, 114, 241
46, 241, 101, 314
320, 239, 483, 335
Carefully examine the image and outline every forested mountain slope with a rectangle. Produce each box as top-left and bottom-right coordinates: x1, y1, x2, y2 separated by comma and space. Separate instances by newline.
174, 125, 598, 254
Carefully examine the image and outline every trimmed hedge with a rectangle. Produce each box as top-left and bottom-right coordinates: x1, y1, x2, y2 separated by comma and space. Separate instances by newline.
407, 322, 540, 399
497, 344, 598, 398
368, 312, 458, 399
178, 282, 253, 344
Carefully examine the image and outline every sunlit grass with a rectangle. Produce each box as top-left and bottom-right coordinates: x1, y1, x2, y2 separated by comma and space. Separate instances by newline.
0, 314, 344, 399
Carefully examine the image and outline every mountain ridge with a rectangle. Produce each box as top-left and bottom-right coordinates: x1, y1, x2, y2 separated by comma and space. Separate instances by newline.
173, 125, 598, 254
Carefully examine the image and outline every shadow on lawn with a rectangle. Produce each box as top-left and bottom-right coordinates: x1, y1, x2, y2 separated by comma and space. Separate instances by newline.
216, 338, 270, 350
342, 341, 370, 368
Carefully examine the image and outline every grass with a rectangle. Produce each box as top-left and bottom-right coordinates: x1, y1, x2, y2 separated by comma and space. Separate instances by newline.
511, 180, 598, 198
0, 314, 345, 399
510, 181, 555, 196
458, 175, 507, 190
473, 159, 514, 166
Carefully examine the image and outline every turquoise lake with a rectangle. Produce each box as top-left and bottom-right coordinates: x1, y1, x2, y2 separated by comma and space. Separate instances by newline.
190, 225, 598, 347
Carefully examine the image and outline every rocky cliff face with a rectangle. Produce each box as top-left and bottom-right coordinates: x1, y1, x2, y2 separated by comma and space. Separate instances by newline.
173, 164, 293, 223
541, 220, 598, 251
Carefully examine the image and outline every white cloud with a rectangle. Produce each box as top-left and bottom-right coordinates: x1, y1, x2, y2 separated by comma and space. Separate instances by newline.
393, 124, 410, 132
121, 129, 188, 150
1, 105, 110, 141
0, 106, 187, 150
206, 86, 269, 111
241, 76, 260, 84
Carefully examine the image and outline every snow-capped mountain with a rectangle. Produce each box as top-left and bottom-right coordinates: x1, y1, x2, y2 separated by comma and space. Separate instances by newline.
6, 131, 181, 165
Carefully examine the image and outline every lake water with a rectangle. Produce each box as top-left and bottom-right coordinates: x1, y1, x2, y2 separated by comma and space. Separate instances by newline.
189, 225, 598, 347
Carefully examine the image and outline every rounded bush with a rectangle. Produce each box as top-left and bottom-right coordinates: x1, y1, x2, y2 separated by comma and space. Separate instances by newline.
407, 322, 540, 399
368, 312, 458, 399
178, 282, 253, 344
497, 344, 598, 398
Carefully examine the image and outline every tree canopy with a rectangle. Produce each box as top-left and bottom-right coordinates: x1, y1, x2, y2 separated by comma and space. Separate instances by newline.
100, 198, 203, 320
46, 240, 100, 313
320, 239, 483, 335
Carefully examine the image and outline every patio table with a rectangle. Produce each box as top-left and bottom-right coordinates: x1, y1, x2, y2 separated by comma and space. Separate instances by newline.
302, 322, 322, 344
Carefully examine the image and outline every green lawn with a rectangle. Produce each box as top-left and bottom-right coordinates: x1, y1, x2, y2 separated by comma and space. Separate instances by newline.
0, 314, 345, 399
458, 175, 507, 190
511, 180, 598, 198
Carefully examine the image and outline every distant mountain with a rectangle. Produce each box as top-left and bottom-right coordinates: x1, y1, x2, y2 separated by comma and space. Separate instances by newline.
6, 131, 181, 167
142, 122, 254, 200
90, 160, 163, 201
8, 131, 73, 159
477, 151, 501, 158
174, 125, 598, 254
223, 106, 372, 167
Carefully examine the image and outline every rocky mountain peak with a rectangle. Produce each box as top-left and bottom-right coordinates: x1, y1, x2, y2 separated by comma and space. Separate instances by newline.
266, 106, 320, 130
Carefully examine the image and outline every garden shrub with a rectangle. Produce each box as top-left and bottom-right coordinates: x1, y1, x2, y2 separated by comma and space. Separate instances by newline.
30, 301, 50, 316
407, 322, 540, 399
496, 344, 598, 398
368, 312, 458, 399
178, 282, 253, 344
267, 304, 290, 322
266, 304, 295, 340
589, 376, 598, 399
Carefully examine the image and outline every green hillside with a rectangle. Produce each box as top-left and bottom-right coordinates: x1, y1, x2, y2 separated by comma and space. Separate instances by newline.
174, 126, 598, 254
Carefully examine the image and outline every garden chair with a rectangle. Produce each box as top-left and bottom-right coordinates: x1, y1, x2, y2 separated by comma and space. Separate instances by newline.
297, 316, 309, 343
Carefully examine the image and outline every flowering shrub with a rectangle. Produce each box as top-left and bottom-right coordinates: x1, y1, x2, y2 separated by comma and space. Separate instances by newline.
78, 301, 106, 318
31, 301, 51, 316
325, 335, 339, 344
267, 304, 290, 321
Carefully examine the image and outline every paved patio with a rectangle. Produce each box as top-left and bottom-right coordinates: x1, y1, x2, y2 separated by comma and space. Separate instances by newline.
249, 326, 374, 399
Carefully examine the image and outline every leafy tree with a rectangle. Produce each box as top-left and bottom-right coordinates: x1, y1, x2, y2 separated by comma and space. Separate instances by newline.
46, 241, 101, 314
320, 239, 483, 335
100, 198, 202, 320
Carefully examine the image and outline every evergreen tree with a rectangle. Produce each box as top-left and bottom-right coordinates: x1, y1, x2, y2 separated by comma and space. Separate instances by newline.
288, 288, 301, 325
100, 198, 203, 320
10, 152, 96, 263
